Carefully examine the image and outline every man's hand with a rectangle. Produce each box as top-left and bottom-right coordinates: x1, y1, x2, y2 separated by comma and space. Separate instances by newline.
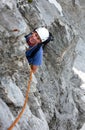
30, 65, 38, 73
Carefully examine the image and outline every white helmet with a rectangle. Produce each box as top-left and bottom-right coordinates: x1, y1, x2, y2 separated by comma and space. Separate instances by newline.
35, 27, 49, 42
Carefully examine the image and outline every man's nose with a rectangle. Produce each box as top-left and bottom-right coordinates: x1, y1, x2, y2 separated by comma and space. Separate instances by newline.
32, 35, 37, 40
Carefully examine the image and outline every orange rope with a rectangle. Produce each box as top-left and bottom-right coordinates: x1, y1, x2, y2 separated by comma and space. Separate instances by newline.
8, 69, 33, 130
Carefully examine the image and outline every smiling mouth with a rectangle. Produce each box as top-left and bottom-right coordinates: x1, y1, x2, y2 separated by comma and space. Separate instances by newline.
27, 38, 35, 46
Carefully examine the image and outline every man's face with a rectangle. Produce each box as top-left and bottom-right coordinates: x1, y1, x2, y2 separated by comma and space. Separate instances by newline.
28, 31, 41, 46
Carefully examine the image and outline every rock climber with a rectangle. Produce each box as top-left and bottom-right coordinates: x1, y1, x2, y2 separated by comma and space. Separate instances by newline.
25, 27, 53, 73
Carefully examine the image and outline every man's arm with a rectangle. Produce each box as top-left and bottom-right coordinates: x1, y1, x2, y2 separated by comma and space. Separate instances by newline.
30, 47, 43, 73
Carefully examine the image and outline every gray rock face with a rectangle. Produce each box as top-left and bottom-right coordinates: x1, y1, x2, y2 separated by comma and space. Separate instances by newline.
0, 98, 20, 130
0, 0, 85, 130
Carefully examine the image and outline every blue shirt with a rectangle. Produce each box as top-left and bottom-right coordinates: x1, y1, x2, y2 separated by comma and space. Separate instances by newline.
25, 45, 43, 66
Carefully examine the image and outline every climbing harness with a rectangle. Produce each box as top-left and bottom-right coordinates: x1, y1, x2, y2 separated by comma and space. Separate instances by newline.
8, 69, 33, 130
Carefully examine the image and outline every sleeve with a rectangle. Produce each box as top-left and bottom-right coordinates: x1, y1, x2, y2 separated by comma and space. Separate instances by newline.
32, 47, 43, 66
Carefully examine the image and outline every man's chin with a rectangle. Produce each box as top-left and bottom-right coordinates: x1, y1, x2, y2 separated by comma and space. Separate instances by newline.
28, 42, 35, 46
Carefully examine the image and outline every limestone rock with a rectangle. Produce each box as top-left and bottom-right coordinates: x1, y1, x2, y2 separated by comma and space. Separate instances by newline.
0, 0, 85, 130
0, 98, 20, 130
